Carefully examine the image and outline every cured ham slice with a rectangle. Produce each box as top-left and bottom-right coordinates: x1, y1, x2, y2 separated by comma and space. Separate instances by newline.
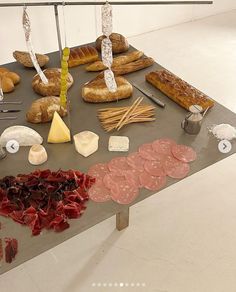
88, 163, 110, 180
5, 238, 18, 263
144, 160, 166, 177
152, 138, 176, 156
139, 171, 166, 191
138, 143, 160, 161
103, 173, 126, 190
111, 181, 139, 205
171, 144, 197, 163
108, 157, 131, 176
125, 168, 143, 188
126, 152, 146, 172
163, 156, 190, 179
88, 180, 111, 203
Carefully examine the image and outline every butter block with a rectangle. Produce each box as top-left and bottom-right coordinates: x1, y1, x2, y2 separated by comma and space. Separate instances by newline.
108, 136, 129, 152
73, 131, 99, 157
47, 111, 71, 143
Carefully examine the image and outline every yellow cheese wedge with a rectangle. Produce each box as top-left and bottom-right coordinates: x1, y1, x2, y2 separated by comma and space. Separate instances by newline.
47, 111, 71, 143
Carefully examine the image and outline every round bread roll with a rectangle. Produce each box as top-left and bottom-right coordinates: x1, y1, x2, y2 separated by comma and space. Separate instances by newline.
32, 68, 73, 96
0, 67, 21, 93
96, 33, 129, 54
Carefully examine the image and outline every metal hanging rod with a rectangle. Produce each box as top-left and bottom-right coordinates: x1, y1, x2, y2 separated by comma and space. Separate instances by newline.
0, 1, 213, 8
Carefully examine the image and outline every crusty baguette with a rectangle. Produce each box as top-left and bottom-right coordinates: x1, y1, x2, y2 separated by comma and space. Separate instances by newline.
32, 68, 73, 96
26, 96, 67, 123
82, 76, 133, 103
68, 46, 99, 68
86, 50, 144, 72
146, 70, 214, 111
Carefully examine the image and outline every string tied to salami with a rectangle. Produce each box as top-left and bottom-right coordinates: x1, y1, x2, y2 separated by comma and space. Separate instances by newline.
101, 1, 117, 92
22, 6, 48, 84
0, 78, 4, 101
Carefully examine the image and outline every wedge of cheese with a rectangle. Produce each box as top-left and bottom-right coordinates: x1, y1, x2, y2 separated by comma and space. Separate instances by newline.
47, 112, 71, 143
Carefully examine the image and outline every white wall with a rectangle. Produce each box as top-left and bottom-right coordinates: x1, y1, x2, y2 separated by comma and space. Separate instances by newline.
0, 0, 236, 65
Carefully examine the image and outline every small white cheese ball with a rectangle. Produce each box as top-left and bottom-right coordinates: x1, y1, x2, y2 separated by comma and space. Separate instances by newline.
73, 131, 99, 157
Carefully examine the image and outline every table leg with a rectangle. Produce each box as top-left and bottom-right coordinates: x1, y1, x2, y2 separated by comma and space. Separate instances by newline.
116, 208, 130, 231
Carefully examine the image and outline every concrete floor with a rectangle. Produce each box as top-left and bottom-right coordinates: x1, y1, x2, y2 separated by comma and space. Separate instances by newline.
1, 10, 236, 292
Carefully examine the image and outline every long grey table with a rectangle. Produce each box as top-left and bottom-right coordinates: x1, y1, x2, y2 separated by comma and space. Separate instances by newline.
0, 44, 236, 274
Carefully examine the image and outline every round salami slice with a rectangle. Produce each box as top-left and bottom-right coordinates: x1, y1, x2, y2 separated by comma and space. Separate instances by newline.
108, 157, 131, 176
88, 180, 111, 203
138, 143, 160, 161
88, 163, 109, 180
110, 181, 139, 205
103, 173, 126, 190
139, 171, 166, 191
163, 156, 190, 179
127, 152, 146, 172
152, 138, 176, 156
171, 144, 197, 163
125, 168, 143, 188
144, 160, 166, 177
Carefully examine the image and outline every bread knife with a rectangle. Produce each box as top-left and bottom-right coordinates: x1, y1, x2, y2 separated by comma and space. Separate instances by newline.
0, 116, 17, 120
133, 83, 165, 108
0, 101, 22, 105
0, 109, 20, 113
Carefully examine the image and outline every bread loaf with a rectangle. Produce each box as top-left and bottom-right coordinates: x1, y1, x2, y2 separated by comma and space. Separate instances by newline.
68, 46, 99, 68
112, 57, 154, 75
86, 50, 144, 72
0, 67, 20, 93
82, 76, 133, 103
26, 96, 67, 123
146, 70, 214, 110
13, 51, 49, 68
96, 33, 129, 54
32, 68, 73, 96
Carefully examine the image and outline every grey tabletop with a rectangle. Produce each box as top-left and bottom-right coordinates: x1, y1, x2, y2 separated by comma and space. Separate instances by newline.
0, 44, 236, 274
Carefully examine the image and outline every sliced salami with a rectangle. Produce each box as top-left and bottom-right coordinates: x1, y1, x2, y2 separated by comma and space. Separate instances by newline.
152, 138, 176, 156
144, 160, 166, 177
127, 152, 146, 172
103, 173, 126, 190
171, 144, 197, 163
125, 168, 143, 188
139, 171, 166, 191
138, 143, 160, 161
108, 157, 131, 176
88, 163, 109, 180
163, 156, 190, 179
111, 181, 139, 205
88, 180, 111, 203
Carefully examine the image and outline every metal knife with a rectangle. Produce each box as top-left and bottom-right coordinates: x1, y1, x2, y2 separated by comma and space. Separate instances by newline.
0, 109, 20, 113
0, 116, 17, 120
133, 83, 165, 108
0, 101, 22, 105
